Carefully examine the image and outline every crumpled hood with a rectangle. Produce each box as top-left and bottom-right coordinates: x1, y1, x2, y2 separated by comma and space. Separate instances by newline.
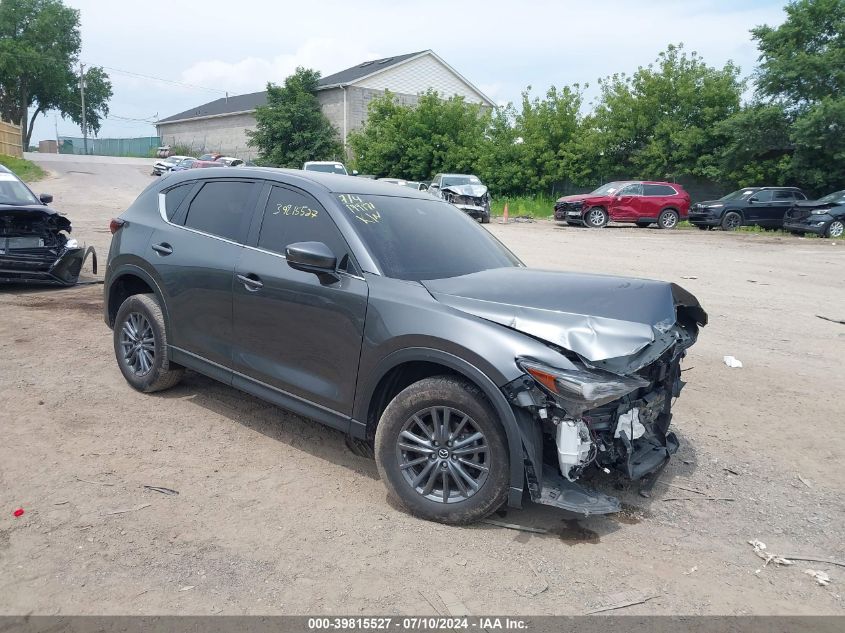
442, 184, 488, 198
794, 198, 844, 209
422, 268, 706, 363
555, 193, 595, 203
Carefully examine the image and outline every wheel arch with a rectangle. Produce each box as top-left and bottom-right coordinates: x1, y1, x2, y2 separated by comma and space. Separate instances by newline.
355, 347, 527, 507
106, 264, 169, 330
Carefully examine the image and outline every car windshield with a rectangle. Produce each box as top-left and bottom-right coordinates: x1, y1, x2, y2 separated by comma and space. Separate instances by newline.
816, 190, 845, 204
590, 182, 629, 195
441, 175, 481, 187
0, 173, 40, 205
720, 189, 757, 201
336, 194, 521, 281
308, 163, 347, 174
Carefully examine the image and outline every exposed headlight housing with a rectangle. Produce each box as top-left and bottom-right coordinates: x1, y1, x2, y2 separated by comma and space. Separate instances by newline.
707, 203, 724, 209
518, 359, 649, 415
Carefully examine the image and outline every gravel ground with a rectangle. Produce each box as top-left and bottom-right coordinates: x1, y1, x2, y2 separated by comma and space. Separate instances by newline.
0, 156, 843, 615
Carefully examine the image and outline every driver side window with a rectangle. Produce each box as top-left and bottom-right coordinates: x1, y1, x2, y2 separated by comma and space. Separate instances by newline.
618, 183, 643, 196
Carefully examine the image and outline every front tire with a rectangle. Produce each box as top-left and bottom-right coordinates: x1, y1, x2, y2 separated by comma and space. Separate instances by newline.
658, 209, 679, 229
826, 220, 844, 238
585, 206, 608, 228
722, 211, 742, 231
114, 294, 184, 393
374, 376, 509, 525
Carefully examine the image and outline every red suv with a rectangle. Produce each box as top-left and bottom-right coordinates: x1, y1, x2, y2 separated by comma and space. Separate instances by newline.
554, 181, 691, 229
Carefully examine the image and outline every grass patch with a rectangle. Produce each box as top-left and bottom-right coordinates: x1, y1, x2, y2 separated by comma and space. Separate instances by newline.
491, 195, 556, 219
0, 154, 47, 182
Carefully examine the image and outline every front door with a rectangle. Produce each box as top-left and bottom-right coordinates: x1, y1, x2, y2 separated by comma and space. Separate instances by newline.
232, 184, 368, 419
609, 183, 643, 221
150, 178, 259, 369
745, 189, 774, 225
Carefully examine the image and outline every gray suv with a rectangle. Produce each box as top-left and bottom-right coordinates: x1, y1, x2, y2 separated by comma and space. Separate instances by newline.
104, 168, 707, 524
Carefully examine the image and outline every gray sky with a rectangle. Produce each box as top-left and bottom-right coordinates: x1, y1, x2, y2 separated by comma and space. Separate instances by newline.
32, 0, 789, 144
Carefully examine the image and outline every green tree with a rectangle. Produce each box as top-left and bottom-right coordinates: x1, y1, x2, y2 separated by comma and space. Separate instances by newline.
247, 67, 342, 167
747, 0, 845, 192
585, 44, 743, 183
752, 0, 845, 107
0, 0, 111, 147
348, 90, 488, 181
712, 103, 793, 186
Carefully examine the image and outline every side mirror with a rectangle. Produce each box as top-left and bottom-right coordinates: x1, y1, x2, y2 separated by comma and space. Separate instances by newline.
286, 241, 338, 278
39, 193, 53, 204
352, 170, 359, 176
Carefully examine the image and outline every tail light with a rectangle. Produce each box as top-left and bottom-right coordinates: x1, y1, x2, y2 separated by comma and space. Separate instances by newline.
109, 218, 125, 234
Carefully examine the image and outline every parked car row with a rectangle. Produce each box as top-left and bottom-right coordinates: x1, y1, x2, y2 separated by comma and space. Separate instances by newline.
553, 182, 845, 237
152, 154, 245, 177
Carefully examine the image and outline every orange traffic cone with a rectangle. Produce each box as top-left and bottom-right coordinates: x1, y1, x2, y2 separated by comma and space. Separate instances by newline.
502, 202, 509, 224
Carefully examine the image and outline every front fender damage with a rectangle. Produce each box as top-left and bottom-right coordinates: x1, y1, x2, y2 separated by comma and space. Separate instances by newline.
498, 286, 706, 516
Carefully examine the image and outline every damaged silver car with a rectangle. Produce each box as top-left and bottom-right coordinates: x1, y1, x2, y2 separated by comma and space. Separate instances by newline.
0, 165, 96, 285
429, 173, 491, 223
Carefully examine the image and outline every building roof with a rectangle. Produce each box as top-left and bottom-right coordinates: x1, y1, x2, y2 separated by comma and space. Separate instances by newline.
157, 90, 267, 124
157, 50, 492, 126
316, 50, 426, 87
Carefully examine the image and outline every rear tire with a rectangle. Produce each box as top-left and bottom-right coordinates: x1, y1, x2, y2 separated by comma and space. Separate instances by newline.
722, 211, 742, 231
113, 294, 184, 393
374, 376, 509, 525
658, 209, 679, 229
826, 220, 844, 238
585, 207, 608, 228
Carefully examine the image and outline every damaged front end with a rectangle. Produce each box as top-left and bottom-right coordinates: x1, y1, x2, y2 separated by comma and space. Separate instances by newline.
441, 184, 491, 220
423, 269, 707, 516
0, 208, 96, 286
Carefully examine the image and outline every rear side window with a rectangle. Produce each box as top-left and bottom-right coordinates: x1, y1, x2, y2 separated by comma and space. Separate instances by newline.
163, 183, 193, 220
643, 184, 677, 196
774, 190, 796, 201
184, 181, 255, 242
257, 186, 348, 258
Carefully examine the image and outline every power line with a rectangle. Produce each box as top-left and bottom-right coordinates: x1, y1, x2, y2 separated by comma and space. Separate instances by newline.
97, 65, 229, 95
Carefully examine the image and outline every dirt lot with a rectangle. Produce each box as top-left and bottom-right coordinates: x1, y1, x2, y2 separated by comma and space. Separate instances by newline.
1, 155, 843, 615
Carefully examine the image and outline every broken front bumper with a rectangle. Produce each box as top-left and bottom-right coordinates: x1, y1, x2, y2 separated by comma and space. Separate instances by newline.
0, 243, 97, 285
455, 203, 489, 219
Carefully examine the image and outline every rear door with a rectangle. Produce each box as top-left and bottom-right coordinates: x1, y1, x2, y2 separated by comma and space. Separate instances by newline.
640, 184, 674, 220
149, 178, 260, 371
232, 183, 368, 421
609, 183, 642, 221
765, 190, 801, 227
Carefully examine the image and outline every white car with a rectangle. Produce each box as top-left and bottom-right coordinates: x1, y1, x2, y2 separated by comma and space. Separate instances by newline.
152, 155, 191, 176
302, 161, 357, 176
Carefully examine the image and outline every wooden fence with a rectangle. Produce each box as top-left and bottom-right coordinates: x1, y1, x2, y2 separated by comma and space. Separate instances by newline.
1, 120, 23, 158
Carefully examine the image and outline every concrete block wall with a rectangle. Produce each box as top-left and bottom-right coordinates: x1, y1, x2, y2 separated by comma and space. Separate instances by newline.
157, 112, 258, 160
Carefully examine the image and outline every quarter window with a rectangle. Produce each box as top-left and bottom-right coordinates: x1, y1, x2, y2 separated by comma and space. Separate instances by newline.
258, 186, 348, 259
183, 181, 255, 242
643, 184, 677, 196
163, 183, 194, 220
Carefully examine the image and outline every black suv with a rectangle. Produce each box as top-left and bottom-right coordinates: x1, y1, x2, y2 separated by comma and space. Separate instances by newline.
104, 168, 706, 524
689, 187, 806, 230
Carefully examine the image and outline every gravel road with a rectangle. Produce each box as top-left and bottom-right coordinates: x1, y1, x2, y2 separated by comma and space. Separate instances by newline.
1, 155, 843, 615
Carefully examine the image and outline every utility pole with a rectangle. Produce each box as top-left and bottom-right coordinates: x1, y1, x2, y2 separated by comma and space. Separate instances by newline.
79, 63, 87, 155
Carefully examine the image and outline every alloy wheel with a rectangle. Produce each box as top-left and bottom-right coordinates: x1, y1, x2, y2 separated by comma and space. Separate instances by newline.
119, 312, 155, 376
661, 212, 678, 228
829, 220, 844, 238
396, 406, 490, 504
587, 208, 607, 227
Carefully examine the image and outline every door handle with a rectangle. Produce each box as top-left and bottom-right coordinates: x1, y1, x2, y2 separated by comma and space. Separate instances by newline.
237, 273, 264, 291
151, 242, 173, 255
